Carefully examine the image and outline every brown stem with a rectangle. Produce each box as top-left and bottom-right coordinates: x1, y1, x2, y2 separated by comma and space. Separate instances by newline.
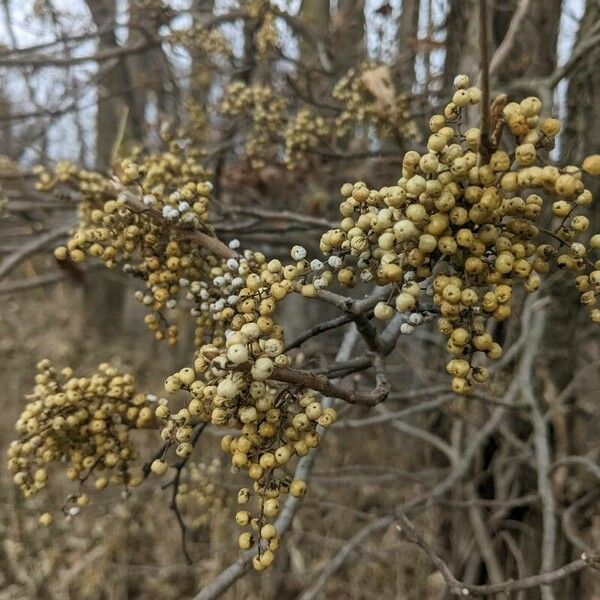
267, 363, 390, 407
479, 0, 491, 164
113, 184, 238, 260
397, 515, 599, 597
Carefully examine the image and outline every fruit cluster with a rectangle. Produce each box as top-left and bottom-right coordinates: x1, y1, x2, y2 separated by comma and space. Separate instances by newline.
175, 459, 227, 529
283, 108, 331, 169
332, 62, 417, 140
43, 148, 213, 346
254, 10, 279, 57
219, 62, 416, 171
149, 241, 337, 568
8, 361, 154, 524
11, 74, 600, 569
318, 75, 600, 393
169, 22, 231, 58
220, 82, 288, 169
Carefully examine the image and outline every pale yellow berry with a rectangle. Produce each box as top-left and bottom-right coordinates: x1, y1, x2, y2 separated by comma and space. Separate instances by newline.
39, 512, 53, 526
150, 459, 168, 476
374, 302, 394, 320
290, 479, 307, 497
239, 532, 254, 549
582, 155, 600, 176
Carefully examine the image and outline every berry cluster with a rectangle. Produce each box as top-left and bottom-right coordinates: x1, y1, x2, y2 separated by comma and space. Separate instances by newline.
175, 459, 227, 529
220, 82, 288, 169
45, 149, 213, 346
8, 361, 153, 524
283, 108, 331, 170
169, 22, 231, 58
219, 63, 416, 172
149, 242, 337, 568
10, 74, 600, 570
254, 10, 279, 57
318, 75, 600, 393
332, 62, 417, 140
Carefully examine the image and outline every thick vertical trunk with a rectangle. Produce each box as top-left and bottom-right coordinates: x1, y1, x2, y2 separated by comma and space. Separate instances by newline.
190, 0, 214, 103
126, 1, 178, 136
83, 0, 129, 342
0, 92, 13, 159
396, 0, 420, 89
444, 0, 479, 86
332, 0, 365, 74
85, 0, 139, 167
443, 0, 468, 91
443, 0, 476, 90
492, 0, 561, 86
299, 0, 330, 67
444, 0, 562, 93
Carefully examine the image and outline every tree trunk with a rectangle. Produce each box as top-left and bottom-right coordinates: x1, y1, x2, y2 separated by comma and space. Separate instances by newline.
442, 0, 491, 94
190, 0, 214, 102
299, 0, 330, 67
83, 0, 130, 342
492, 0, 561, 86
126, 1, 179, 138
85, 0, 140, 166
332, 0, 365, 74
396, 0, 420, 89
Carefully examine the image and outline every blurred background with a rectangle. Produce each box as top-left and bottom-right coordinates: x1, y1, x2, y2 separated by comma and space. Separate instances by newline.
1, 1, 600, 598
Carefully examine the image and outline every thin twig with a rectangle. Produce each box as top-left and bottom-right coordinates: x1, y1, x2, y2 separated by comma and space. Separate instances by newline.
488, 0, 532, 79
284, 313, 355, 352
297, 516, 395, 600
397, 515, 598, 597
0, 226, 71, 281
478, 0, 492, 164
520, 311, 556, 600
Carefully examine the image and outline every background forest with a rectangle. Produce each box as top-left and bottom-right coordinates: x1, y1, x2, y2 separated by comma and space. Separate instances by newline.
1, 1, 600, 599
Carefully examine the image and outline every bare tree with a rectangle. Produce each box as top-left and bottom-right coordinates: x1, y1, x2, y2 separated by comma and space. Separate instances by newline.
0, 3, 599, 600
